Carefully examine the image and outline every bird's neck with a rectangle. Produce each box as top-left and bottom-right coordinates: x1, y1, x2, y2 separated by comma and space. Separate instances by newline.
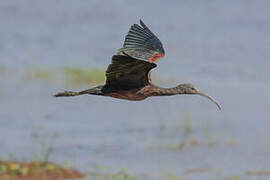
149, 86, 184, 96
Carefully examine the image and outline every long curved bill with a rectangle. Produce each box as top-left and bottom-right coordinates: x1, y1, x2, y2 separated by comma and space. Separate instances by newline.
197, 91, 221, 110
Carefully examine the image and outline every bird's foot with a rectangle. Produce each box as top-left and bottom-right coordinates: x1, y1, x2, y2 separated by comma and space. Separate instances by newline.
54, 91, 79, 97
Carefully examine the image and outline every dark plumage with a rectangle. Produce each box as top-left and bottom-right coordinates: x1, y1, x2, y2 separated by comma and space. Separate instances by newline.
55, 54, 221, 110
117, 20, 165, 63
105, 54, 156, 89
54, 20, 221, 110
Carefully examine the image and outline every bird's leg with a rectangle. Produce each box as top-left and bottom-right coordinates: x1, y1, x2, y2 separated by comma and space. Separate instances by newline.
54, 91, 81, 97
54, 85, 105, 97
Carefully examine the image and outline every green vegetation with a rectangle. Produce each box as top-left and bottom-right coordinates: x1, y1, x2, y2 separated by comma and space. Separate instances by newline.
87, 168, 137, 180
164, 173, 184, 180
63, 67, 105, 86
23, 69, 55, 81
0, 161, 85, 180
246, 168, 270, 176
224, 175, 240, 180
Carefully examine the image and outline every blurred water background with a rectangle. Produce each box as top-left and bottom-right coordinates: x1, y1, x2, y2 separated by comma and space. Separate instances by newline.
1, 0, 270, 179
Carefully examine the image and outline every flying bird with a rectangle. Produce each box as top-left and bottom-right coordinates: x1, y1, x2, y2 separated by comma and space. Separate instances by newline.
55, 20, 221, 110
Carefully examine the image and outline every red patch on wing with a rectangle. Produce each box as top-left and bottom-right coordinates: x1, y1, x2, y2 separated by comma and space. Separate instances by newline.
149, 52, 164, 63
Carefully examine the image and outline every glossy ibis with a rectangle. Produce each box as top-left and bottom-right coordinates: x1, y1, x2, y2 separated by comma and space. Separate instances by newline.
55, 20, 221, 110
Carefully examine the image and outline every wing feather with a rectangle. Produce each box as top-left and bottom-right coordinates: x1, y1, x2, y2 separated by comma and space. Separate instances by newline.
117, 20, 165, 62
105, 55, 156, 90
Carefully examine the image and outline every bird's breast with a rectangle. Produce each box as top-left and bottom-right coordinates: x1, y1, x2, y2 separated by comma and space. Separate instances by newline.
105, 89, 147, 101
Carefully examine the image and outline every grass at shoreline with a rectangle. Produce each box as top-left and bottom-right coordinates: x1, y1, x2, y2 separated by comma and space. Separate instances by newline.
0, 160, 84, 180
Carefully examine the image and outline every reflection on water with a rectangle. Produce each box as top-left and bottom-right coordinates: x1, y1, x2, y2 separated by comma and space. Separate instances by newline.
1, 0, 270, 179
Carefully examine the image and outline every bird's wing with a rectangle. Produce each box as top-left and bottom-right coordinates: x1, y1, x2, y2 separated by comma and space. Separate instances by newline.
117, 20, 165, 63
105, 55, 157, 90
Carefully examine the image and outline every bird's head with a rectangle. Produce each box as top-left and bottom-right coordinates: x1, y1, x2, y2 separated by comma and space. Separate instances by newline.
176, 83, 221, 110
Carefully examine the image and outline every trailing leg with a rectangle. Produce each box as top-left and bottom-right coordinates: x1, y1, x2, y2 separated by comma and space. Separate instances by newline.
54, 85, 104, 97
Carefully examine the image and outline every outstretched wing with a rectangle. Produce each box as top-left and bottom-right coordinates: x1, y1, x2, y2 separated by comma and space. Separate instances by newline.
117, 20, 165, 63
105, 55, 156, 90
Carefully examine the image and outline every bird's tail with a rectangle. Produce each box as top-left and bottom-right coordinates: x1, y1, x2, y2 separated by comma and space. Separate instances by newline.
54, 86, 104, 97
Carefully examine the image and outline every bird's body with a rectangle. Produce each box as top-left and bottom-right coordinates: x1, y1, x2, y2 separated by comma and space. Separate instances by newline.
106, 87, 149, 101
55, 20, 221, 110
